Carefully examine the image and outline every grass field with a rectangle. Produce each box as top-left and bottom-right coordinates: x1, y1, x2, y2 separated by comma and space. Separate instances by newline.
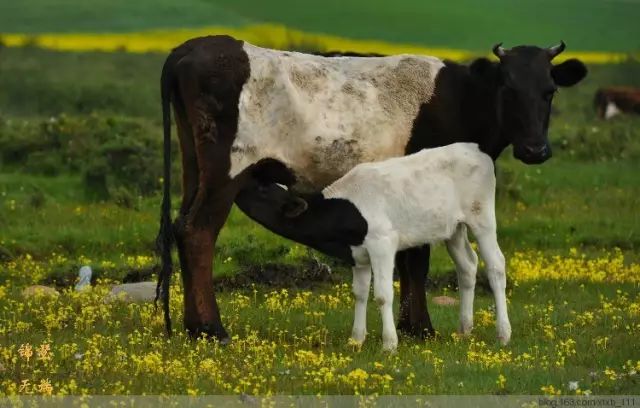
2, 0, 639, 53
0, 24, 639, 396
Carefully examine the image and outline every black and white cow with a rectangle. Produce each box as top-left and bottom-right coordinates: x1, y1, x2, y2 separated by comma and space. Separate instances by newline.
156, 35, 587, 341
240, 143, 507, 351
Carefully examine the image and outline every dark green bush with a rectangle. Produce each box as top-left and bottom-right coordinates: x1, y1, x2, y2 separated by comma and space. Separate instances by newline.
0, 114, 178, 200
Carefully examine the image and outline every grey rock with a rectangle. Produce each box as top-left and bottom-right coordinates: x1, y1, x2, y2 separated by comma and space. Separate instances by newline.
105, 281, 157, 303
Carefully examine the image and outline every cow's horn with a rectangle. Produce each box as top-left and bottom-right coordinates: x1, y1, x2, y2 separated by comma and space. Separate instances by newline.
548, 41, 566, 60
492, 43, 507, 58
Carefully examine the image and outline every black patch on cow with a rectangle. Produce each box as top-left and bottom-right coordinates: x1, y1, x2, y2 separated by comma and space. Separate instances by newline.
406, 60, 506, 158
156, 35, 251, 337
236, 182, 367, 265
408, 48, 587, 164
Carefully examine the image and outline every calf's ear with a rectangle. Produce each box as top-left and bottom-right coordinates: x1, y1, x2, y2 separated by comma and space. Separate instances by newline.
552, 59, 587, 87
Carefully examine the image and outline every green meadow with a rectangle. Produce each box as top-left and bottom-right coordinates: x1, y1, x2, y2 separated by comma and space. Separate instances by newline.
0, 3, 639, 394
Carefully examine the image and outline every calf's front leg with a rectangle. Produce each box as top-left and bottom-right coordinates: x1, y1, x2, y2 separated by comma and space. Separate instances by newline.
368, 238, 399, 352
351, 264, 372, 344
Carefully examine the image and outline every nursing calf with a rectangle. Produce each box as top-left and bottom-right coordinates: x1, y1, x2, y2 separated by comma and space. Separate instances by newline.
249, 143, 509, 351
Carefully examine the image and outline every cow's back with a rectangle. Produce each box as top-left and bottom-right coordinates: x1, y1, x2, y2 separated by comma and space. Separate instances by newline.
229, 42, 445, 191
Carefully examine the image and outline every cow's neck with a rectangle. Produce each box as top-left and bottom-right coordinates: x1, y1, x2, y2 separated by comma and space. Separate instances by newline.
460, 60, 510, 160
407, 60, 509, 162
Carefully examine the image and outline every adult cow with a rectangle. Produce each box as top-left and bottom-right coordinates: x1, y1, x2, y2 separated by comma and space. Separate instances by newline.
156, 36, 587, 341
594, 87, 640, 119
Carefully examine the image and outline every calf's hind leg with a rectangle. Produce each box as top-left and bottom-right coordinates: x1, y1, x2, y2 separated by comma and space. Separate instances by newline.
473, 228, 511, 345
445, 224, 479, 335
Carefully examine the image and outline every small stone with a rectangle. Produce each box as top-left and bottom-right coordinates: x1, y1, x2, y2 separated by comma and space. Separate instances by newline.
432, 295, 459, 306
105, 281, 157, 303
22, 285, 59, 299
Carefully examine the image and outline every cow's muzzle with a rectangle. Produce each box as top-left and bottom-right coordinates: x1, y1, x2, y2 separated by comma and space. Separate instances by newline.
514, 143, 552, 164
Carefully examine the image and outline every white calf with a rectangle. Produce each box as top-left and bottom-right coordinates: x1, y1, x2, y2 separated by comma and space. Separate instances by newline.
322, 143, 511, 351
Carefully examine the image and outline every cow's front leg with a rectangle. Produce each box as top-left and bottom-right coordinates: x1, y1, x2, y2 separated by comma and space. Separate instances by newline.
396, 245, 436, 338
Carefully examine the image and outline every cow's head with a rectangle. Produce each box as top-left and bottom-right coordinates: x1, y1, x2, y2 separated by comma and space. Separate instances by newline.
492, 42, 587, 164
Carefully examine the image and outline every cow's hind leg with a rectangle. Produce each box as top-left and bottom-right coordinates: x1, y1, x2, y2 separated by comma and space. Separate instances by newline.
172, 93, 200, 284
178, 182, 237, 341
177, 92, 239, 340
396, 245, 436, 338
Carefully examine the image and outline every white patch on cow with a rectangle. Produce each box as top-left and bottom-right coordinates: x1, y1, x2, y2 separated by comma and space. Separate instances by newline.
229, 42, 444, 191
605, 101, 621, 119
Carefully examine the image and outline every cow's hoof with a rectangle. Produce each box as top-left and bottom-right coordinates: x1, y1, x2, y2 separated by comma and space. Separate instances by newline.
186, 322, 230, 345
397, 319, 436, 339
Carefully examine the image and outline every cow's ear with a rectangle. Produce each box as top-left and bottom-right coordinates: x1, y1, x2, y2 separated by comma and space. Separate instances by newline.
552, 59, 587, 87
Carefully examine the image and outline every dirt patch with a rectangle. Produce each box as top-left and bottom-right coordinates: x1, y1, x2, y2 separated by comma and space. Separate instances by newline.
36, 260, 502, 294
215, 259, 340, 291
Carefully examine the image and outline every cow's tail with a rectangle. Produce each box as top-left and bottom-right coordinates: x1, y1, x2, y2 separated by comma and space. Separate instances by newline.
155, 55, 175, 336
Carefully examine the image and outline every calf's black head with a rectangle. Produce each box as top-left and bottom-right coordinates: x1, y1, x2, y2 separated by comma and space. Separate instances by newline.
491, 42, 587, 164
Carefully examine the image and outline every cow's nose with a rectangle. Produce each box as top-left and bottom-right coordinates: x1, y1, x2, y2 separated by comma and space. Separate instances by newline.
525, 144, 548, 155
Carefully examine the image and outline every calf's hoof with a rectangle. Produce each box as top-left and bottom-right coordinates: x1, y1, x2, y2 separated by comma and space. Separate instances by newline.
458, 322, 474, 336
350, 329, 367, 344
382, 332, 399, 352
497, 322, 512, 346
